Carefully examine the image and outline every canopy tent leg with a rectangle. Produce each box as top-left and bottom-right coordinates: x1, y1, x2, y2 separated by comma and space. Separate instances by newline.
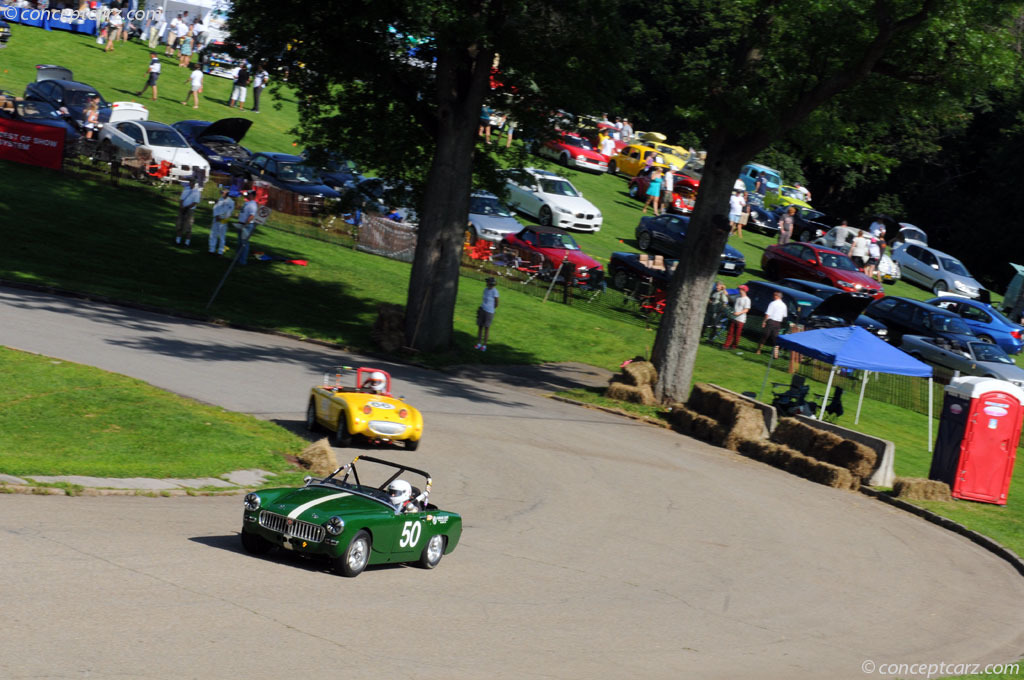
758, 353, 775, 402
855, 370, 870, 424
928, 377, 934, 452
818, 366, 836, 420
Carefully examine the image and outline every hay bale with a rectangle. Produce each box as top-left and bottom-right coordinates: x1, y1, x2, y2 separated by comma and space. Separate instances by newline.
371, 303, 406, 352
621, 361, 658, 387
809, 430, 844, 458
894, 477, 952, 501
686, 383, 716, 415
298, 438, 339, 477
669, 405, 697, 434
737, 438, 776, 464
805, 461, 858, 490
827, 440, 878, 479
720, 402, 768, 451
605, 382, 656, 406
770, 418, 817, 453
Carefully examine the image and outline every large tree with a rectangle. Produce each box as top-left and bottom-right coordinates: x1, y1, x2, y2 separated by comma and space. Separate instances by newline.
616, 0, 1021, 403
228, 0, 623, 352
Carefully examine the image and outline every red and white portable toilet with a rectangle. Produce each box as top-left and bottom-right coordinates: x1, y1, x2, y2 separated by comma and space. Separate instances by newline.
929, 377, 1024, 505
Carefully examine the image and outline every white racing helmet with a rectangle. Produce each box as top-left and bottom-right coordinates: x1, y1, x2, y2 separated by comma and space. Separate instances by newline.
365, 371, 386, 393
387, 479, 412, 507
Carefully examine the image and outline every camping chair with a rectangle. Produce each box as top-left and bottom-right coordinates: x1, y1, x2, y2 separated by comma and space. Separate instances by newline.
639, 287, 667, 316
512, 252, 544, 284
579, 268, 605, 302
145, 160, 173, 182
771, 374, 817, 417
823, 386, 844, 422
468, 240, 493, 261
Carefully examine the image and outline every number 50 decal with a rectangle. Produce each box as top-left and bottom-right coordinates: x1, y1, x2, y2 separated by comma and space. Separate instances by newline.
400, 521, 422, 548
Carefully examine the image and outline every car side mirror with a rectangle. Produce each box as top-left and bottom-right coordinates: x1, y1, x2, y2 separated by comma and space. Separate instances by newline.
807, 259, 816, 265
531, 186, 539, 192
931, 263, 939, 269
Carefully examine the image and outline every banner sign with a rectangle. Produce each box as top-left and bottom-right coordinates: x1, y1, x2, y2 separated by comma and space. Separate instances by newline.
0, 117, 65, 170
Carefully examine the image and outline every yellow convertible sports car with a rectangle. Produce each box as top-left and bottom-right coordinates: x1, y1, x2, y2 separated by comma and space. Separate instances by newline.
763, 185, 813, 211
306, 367, 424, 451
608, 144, 670, 177
637, 132, 690, 168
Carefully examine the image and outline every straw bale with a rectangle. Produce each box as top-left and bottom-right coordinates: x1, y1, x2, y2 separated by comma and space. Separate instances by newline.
621, 361, 658, 387
737, 438, 776, 464
668, 404, 695, 433
605, 382, 656, 406
720, 404, 768, 451
771, 418, 817, 453
809, 430, 844, 457
805, 462, 858, 490
298, 438, 339, 477
893, 477, 952, 501
827, 440, 878, 479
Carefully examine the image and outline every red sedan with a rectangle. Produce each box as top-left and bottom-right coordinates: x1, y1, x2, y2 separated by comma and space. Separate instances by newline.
534, 132, 609, 173
499, 226, 603, 284
627, 171, 699, 214
761, 242, 884, 298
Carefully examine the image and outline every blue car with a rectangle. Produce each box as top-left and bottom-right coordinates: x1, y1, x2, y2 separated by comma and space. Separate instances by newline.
634, 213, 745, 276
925, 297, 1024, 355
0, 90, 80, 147
243, 152, 342, 198
303, 148, 364, 191
23, 65, 112, 133
172, 118, 253, 175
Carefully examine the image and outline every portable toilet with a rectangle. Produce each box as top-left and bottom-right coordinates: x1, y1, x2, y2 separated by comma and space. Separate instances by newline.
929, 377, 1024, 505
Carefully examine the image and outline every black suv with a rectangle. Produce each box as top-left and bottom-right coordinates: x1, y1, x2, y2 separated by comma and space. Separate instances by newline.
741, 280, 887, 341
863, 296, 975, 345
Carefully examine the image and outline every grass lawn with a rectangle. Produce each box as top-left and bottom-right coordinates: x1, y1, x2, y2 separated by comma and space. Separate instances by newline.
0, 345, 308, 483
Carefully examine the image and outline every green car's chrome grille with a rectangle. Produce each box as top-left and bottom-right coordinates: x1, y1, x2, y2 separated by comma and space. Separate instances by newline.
258, 511, 326, 543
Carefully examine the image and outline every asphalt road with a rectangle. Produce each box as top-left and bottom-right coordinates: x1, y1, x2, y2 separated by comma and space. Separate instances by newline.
2, 286, 1024, 680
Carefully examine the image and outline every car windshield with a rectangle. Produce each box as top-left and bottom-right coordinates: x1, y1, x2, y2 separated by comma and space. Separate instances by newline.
278, 163, 321, 183
932, 315, 973, 335
146, 128, 189, 148
798, 208, 825, 220
819, 251, 858, 271
17, 100, 62, 119
902, 228, 927, 243
67, 90, 106, 108
781, 187, 804, 200
561, 136, 592, 150
939, 257, 970, 276
682, 160, 703, 180
538, 178, 580, 197
971, 343, 1013, 364
536, 232, 579, 250
469, 196, 514, 217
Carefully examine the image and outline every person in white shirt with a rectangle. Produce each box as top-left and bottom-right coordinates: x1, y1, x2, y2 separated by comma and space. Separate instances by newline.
182, 64, 203, 108
135, 53, 161, 100
176, 180, 202, 246
866, 237, 881, 281
236, 192, 260, 264
793, 181, 812, 203
722, 284, 750, 350
620, 118, 633, 141
174, 16, 189, 56
661, 166, 675, 215
599, 134, 616, 158
104, 9, 122, 52
758, 291, 788, 357
849, 230, 870, 270
728, 189, 746, 238
209, 187, 235, 255
475, 277, 500, 351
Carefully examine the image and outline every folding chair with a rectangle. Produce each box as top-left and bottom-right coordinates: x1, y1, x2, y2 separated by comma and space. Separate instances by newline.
823, 386, 845, 422
580, 268, 606, 302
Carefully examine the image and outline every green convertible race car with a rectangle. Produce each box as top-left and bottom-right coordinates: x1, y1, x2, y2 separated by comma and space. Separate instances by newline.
240, 455, 462, 577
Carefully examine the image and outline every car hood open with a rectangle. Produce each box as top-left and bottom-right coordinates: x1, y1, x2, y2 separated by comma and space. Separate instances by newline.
198, 117, 252, 143
811, 292, 873, 323
35, 64, 73, 82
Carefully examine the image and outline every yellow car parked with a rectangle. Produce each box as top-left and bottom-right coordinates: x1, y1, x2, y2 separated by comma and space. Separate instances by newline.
636, 132, 691, 168
306, 367, 424, 450
763, 185, 813, 211
608, 144, 670, 177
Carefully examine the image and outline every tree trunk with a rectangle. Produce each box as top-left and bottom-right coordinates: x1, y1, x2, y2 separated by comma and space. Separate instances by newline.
652, 133, 747, 404
404, 45, 494, 352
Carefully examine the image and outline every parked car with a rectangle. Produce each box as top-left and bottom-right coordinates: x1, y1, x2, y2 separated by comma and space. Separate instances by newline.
635, 213, 745, 276
0, 90, 80, 147
468, 191, 522, 243
864, 296, 976, 345
350, 177, 418, 224
501, 167, 602, 232
635, 132, 690, 168
23, 65, 115, 133
813, 226, 901, 283
627, 173, 698, 214
738, 162, 782, 193
499, 225, 602, 284
924, 296, 1024, 354
742, 280, 887, 339
895, 223, 928, 245
750, 204, 831, 243
899, 335, 1024, 387
607, 251, 677, 291
0, 19, 11, 49
776, 278, 889, 338
532, 131, 608, 173
761, 242, 884, 298
762, 185, 812, 211
607, 144, 669, 177
244, 151, 342, 199
890, 242, 983, 298
302, 149, 363, 191
172, 118, 252, 175
98, 119, 210, 182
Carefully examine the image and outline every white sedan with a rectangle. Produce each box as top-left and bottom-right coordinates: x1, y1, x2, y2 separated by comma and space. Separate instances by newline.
501, 167, 602, 232
99, 119, 210, 182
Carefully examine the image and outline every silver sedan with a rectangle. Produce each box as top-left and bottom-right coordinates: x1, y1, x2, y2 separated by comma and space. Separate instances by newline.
900, 334, 1024, 387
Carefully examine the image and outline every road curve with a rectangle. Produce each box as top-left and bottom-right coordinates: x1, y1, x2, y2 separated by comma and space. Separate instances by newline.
1, 286, 1023, 680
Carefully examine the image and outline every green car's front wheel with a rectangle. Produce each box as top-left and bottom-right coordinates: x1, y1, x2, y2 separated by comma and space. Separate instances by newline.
335, 530, 371, 577
418, 534, 445, 570
240, 529, 273, 555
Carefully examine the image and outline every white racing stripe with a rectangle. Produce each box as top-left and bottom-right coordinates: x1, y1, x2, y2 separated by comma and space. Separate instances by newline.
287, 492, 350, 519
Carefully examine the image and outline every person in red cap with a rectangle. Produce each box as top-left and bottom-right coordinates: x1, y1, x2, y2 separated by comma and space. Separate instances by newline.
722, 284, 750, 350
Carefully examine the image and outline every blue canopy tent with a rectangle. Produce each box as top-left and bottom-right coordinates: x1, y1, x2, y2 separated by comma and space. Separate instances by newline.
773, 326, 935, 447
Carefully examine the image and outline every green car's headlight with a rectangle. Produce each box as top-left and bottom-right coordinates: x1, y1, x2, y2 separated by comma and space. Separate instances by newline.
325, 516, 345, 535
244, 493, 261, 511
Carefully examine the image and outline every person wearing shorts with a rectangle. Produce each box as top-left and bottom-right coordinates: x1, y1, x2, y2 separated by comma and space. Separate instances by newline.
475, 277, 500, 351
728, 189, 746, 238
229, 64, 249, 109
757, 291, 788, 358
135, 53, 161, 100
182, 64, 203, 108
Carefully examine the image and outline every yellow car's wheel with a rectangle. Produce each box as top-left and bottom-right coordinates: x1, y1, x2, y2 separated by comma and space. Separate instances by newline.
332, 416, 353, 447
406, 437, 420, 452
305, 398, 318, 432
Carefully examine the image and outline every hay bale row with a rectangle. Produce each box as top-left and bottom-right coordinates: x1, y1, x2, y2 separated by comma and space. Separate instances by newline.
737, 439, 858, 490
670, 405, 726, 445
771, 417, 877, 479
371, 303, 406, 352
298, 438, 339, 477
605, 381, 657, 406
893, 477, 952, 501
681, 384, 766, 451
621, 360, 658, 387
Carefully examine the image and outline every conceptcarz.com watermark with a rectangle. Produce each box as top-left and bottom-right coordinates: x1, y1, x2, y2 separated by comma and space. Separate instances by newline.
1, 6, 165, 22
862, 659, 1019, 678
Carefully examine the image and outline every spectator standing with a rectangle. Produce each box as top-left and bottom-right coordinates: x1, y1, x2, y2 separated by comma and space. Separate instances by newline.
867, 236, 881, 281
250, 64, 269, 113
175, 180, 202, 247
104, 8, 122, 52
178, 29, 194, 68
147, 8, 163, 48
165, 15, 180, 55
728, 188, 746, 238
228, 64, 250, 109
235, 192, 259, 264
793, 181, 811, 203
757, 291, 788, 358
620, 118, 633, 141
778, 205, 795, 244
751, 171, 768, 208
182, 63, 203, 109
722, 284, 750, 350
173, 15, 189, 56
705, 281, 730, 341
503, 115, 517, 148
134, 53, 161, 100
599, 132, 616, 159
661, 166, 675, 215
479, 104, 494, 144
611, 116, 622, 140
83, 99, 99, 139
868, 216, 886, 240
850, 230, 870, 270
209, 187, 234, 255
641, 169, 663, 215
475, 277, 500, 351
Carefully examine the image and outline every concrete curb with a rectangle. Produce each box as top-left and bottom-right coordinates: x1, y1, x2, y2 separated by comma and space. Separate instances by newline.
0, 484, 247, 497
548, 394, 670, 428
